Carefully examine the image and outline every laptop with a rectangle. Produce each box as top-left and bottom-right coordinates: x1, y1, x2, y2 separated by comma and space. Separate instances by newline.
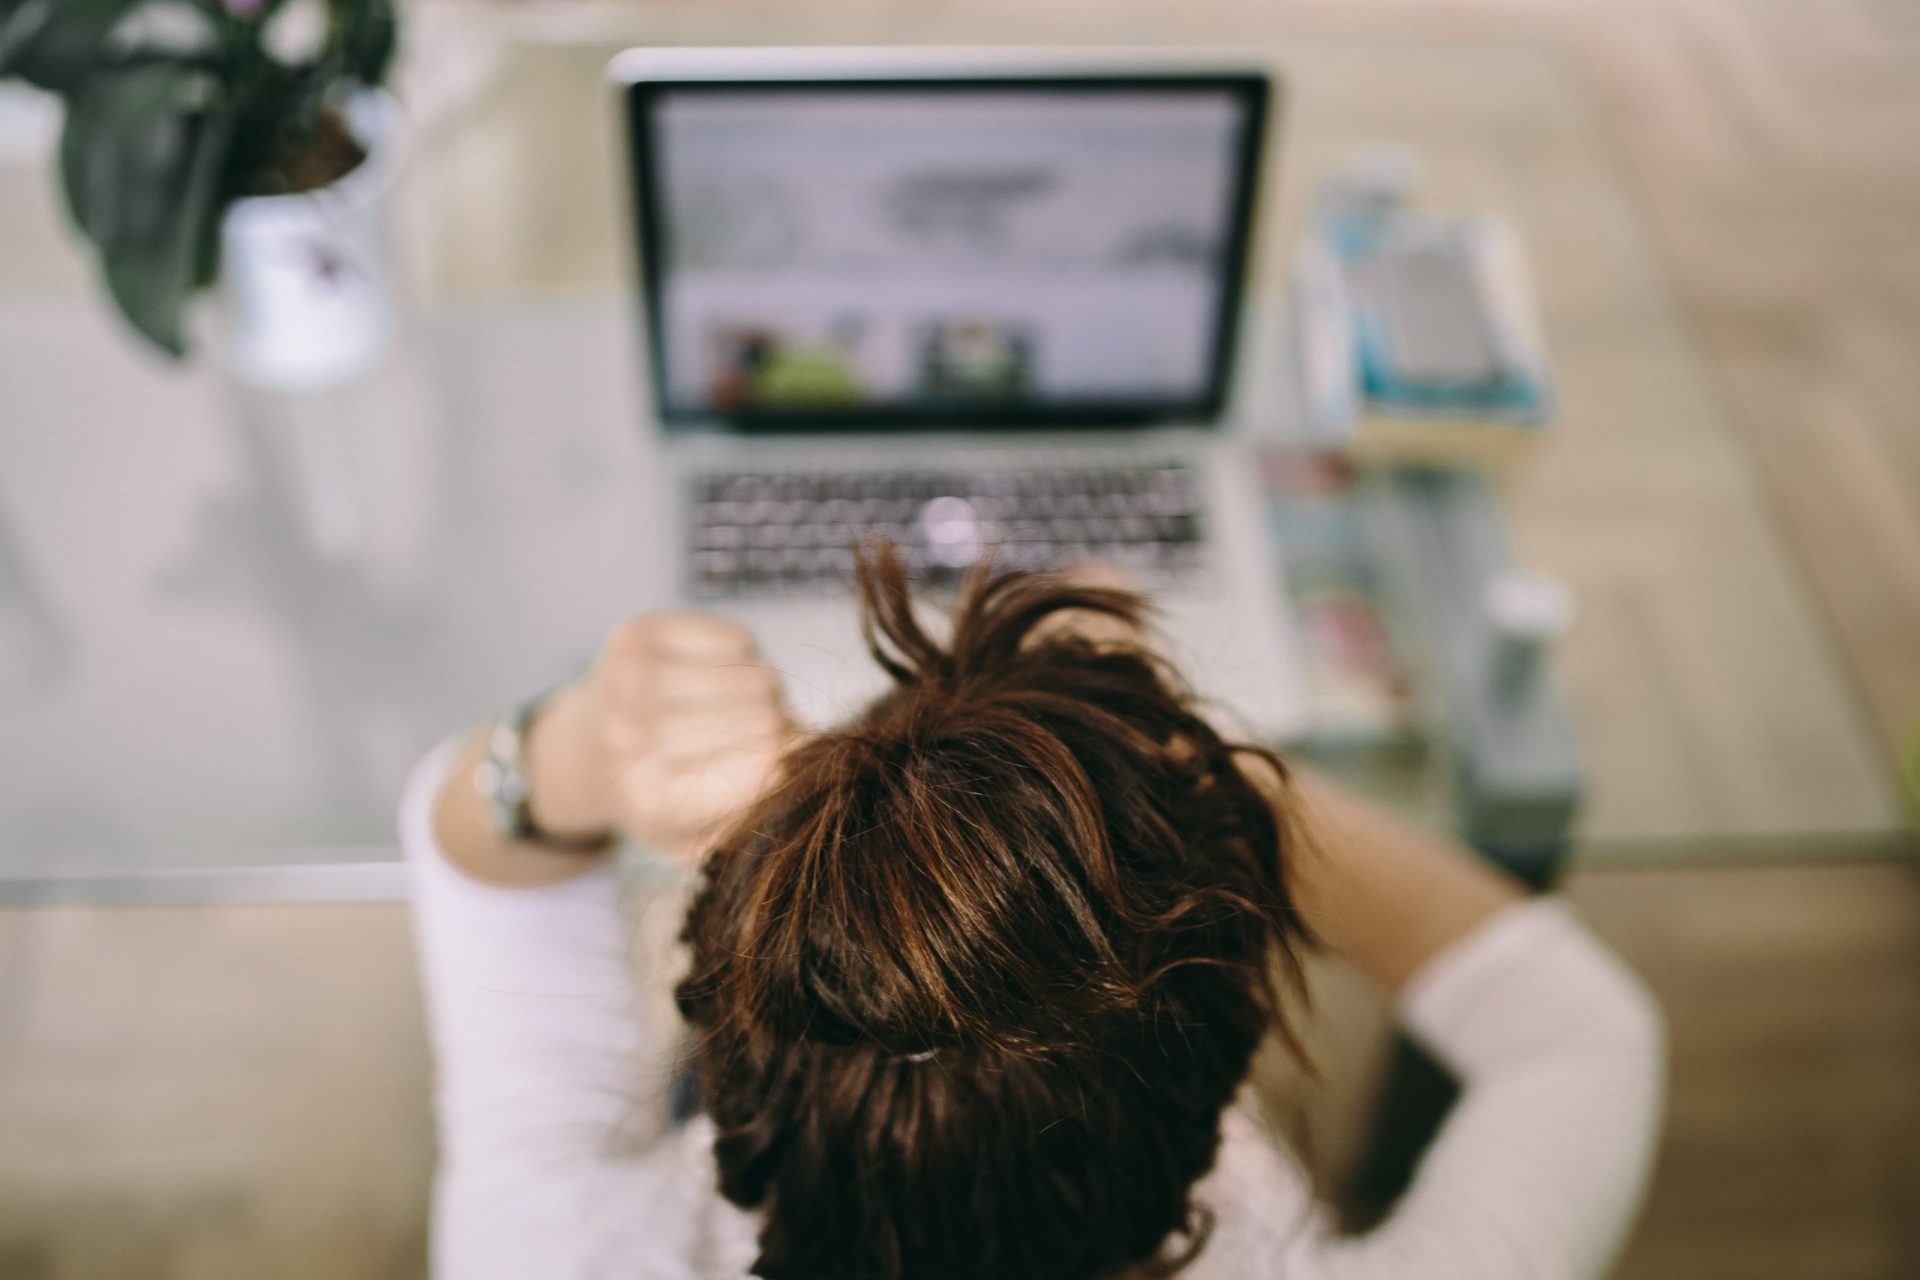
611, 47, 1309, 741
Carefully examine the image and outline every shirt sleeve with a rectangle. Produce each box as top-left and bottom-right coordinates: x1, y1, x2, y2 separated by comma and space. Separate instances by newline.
401, 737, 682, 1279
1291, 898, 1666, 1280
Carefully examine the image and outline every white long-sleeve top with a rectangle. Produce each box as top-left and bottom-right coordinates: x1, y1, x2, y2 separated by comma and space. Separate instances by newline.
404, 739, 1665, 1280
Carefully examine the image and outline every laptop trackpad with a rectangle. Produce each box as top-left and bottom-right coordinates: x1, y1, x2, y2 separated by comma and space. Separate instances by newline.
719, 601, 896, 732
717, 586, 1305, 743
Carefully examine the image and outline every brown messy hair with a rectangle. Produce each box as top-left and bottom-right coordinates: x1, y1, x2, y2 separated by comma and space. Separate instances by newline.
676, 546, 1308, 1280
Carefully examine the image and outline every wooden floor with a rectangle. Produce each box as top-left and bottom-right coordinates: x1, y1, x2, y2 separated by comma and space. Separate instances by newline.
2, 861, 1917, 1279
1560, 0, 1920, 783
0, 905, 434, 1280
1115, 0, 1920, 799
1368, 0, 1920, 796
1571, 863, 1920, 1280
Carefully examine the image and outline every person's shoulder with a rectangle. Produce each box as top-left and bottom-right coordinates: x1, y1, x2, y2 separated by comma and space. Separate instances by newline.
1184, 1104, 1328, 1277
578, 1117, 763, 1279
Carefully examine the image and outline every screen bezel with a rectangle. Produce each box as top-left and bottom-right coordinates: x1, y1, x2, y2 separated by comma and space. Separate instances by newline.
622, 71, 1274, 434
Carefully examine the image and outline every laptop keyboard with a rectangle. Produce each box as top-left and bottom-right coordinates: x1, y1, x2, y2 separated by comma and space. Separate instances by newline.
688, 462, 1206, 597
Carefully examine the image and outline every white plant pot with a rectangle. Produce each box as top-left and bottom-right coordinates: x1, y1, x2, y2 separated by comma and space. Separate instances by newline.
218, 91, 403, 393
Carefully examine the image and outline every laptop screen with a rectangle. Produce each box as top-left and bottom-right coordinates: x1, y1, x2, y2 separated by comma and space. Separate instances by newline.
624, 73, 1270, 430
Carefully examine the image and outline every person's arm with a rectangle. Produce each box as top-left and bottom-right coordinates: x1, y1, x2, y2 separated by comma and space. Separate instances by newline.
1248, 765, 1665, 1280
1279, 766, 1525, 992
405, 740, 655, 1277
431, 613, 800, 886
407, 614, 798, 1278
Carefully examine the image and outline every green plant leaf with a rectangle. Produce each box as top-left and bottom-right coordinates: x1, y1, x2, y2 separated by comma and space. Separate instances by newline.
0, 0, 145, 93
60, 63, 207, 243
334, 0, 392, 87
59, 64, 233, 356
103, 97, 232, 356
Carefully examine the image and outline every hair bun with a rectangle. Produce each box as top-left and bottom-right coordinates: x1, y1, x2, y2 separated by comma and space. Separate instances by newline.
675, 541, 1307, 1280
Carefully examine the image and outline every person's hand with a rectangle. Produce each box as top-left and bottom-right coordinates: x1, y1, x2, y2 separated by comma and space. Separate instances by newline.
531, 614, 801, 862
1032, 560, 1149, 650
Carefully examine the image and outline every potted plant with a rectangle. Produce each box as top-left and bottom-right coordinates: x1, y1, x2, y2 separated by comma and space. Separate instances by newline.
0, 0, 398, 387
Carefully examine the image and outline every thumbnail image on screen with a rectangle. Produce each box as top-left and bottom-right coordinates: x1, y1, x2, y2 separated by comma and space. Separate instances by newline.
647, 87, 1252, 417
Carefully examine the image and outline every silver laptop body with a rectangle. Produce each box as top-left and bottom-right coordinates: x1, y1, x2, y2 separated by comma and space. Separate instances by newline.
611, 47, 1309, 741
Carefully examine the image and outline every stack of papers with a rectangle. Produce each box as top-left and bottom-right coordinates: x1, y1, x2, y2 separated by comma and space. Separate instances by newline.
1295, 205, 1554, 468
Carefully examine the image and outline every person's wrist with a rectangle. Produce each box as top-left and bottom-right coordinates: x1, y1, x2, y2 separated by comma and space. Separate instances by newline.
521, 681, 620, 845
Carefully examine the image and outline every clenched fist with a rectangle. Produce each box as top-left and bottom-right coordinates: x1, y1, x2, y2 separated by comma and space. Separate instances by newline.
529, 613, 801, 862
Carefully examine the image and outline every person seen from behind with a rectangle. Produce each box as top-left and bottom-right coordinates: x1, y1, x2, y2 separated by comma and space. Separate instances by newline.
406, 544, 1664, 1279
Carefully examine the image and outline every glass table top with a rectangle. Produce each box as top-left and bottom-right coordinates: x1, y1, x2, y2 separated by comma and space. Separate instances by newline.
0, 21, 1900, 896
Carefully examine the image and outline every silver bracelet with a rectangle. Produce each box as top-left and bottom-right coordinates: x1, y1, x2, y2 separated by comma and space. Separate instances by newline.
473, 690, 614, 852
